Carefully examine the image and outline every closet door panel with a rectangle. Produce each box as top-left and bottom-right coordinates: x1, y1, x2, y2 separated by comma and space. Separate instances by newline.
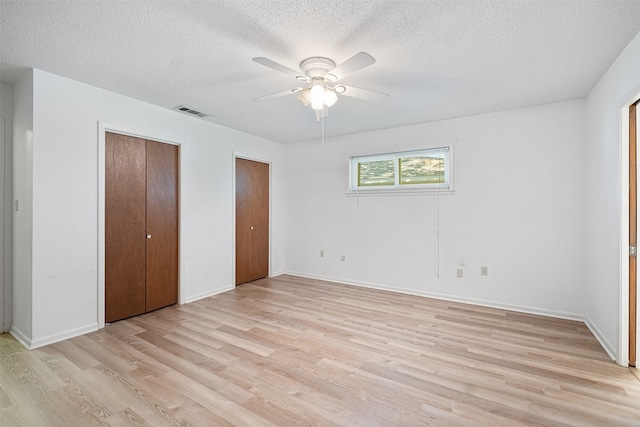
105, 133, 146, 323
235, 158, 254, 285
145, 140, 179, 312
236, 158, 269, 285
252, 160, 269, 280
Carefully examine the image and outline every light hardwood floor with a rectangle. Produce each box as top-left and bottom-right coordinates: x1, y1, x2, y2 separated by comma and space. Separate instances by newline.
1, 275, 640, 426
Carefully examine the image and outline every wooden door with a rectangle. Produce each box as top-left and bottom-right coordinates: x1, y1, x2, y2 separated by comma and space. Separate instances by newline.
145, 140, 179, 312
105, 133, 178, 323
105, 133, 147, 322
252, 160, 270, 280
236, 158, 253, 285
236, 158, 269, 285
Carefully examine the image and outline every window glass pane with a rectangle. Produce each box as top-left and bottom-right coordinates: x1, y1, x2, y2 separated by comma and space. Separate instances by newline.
358, 159, 395, 186
349, 146, 451, 192
399, 155, 445, 185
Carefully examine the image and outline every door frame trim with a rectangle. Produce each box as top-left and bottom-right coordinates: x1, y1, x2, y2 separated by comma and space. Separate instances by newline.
0, 117, 6, 332
98, 122, 184, 328
232, 152, 272, 286
630, 101, 638, 367
619, 86, 640, 366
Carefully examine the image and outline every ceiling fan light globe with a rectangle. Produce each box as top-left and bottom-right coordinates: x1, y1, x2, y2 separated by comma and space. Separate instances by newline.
310, 84, 325, 110
297, 88, 311, 106
324, 88, 338, 107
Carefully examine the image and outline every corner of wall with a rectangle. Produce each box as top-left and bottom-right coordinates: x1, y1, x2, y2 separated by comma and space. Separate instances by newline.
11, 68, 34, 342
584, 314, 618, 363
9, 324, 32, 349
0, 82, 14, 332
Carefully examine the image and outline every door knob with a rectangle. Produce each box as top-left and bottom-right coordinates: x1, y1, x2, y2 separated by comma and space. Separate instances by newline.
146, 234, 152, 239
250, 226, 254, 230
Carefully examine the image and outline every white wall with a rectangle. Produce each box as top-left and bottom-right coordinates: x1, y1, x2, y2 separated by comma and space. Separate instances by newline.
585, 30, 640, 363
0, 82, 14, 332
17, 69, 285, 348
11, 70, 33, 344
284, 100, 587, 319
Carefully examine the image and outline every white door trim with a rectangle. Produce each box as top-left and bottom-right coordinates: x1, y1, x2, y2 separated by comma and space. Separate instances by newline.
0, 116, 5, 332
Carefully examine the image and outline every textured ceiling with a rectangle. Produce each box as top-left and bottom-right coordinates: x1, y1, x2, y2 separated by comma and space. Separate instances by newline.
2, 1, 640, 143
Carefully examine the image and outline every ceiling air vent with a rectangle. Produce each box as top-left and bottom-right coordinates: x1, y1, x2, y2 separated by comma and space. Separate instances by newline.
174, 105, 209, 118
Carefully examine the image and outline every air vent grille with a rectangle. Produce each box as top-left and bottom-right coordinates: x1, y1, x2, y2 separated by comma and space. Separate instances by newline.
174, 105, 208, 118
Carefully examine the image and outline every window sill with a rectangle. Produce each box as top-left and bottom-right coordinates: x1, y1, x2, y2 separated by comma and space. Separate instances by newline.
345, 188, 455, 197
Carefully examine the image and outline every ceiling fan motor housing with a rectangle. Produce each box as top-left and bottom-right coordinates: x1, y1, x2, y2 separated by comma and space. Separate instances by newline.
300, 57, 336, 78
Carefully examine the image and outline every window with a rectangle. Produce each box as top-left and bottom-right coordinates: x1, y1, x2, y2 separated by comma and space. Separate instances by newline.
349, 146, 452, 192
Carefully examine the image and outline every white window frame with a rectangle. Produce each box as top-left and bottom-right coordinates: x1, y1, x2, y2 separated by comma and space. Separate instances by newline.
348, 145, 453, 194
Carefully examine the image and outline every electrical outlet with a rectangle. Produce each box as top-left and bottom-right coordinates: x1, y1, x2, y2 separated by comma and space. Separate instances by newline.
456, 268, 463, 278
341, 255, 346, 261
481, 266, 488, 276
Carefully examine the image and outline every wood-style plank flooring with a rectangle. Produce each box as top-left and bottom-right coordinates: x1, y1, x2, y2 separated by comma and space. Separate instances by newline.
1, 275, 640, 426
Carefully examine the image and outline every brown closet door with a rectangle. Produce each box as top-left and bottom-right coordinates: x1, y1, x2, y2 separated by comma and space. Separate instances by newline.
235, 158, 269, 285
145, 140, 179, 312
236, 158, 254, 284
105, 133, 179, 323
252, 161, 269, 279
105, 133, 146, 323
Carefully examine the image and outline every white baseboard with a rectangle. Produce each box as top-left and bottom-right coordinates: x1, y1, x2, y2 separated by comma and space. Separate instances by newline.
284, 271, 620, 364
9, 325, 32, 349
184, 285, 234, 304
282, 271, 585, 322
10, 285, 236, 349
584, 316, 617, 363
11, 322, 99, 350
184, 274, 285, 304
12, 273, 613, 359
30, 323, 99, 350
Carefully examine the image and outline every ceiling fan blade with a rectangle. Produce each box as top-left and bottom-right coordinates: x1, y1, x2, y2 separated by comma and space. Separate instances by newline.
327, 52, 376, 81
251, 88, 302, 101
337, 85, 389, 102
252, 57, 304, 79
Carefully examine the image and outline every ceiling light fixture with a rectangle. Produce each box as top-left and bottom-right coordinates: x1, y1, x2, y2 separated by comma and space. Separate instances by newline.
299, 77, 339, 121
252, 52, 389, 123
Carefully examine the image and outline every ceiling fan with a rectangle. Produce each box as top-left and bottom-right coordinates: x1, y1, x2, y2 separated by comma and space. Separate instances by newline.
252, 52, 389, 122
